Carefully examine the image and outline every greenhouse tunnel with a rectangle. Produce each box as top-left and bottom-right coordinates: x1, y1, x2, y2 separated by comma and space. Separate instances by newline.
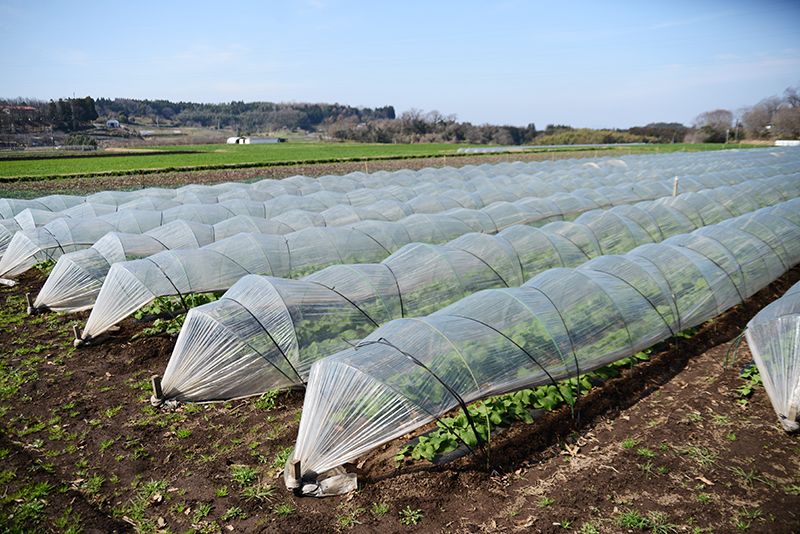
71, 172, 777, 345
745, 280, 800, 432
153, 190, 800, 406
283, 199, 800, 495
3, 148, 796, 268
0, 166, 641, 281
73, 176, 688, 340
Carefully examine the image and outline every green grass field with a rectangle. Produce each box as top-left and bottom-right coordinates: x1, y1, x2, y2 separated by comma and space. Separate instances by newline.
0, 142, 759, 181
0, 143, 469, 179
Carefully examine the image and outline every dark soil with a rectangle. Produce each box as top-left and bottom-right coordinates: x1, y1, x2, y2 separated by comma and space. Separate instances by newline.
1, 260, 799, 534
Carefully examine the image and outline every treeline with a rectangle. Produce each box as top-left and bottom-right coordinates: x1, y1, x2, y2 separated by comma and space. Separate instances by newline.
2, 95, 691, 146
0, 96, 98, 134
690, 82, 800, 142
94, 98, 396, 133
329, 110, 686, 145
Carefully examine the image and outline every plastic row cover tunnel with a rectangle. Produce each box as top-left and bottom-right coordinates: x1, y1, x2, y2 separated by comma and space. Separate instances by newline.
5, 160, 690, 279
154, 184, 800, 405
0, 183, 510, 278
4, 179, 543, 282
31, 189, 514, 313
0, 178, 534, 258
76, 174, 792, 344
745, 280, 800, 432
2, 147, 797, 258
284, 201, 800, 493
3, 145, 796, 221
33, 215, 297, 312
73, 181, 645, 343
36, 178, 652, 317
0, 158, 671, 258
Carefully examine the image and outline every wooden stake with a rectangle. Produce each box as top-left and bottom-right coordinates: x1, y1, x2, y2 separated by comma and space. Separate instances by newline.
289, 459, 301, 480
151, 375, 163, 399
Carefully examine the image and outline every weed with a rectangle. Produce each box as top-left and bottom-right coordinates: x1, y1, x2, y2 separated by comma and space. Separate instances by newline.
193, 502, 212, 523
241, 483, 275, 502
686, 412, 703, 423
103, 405, 122, 418
727, 431, 738, 441
254, 390, 279, 411
273, 502, 296, 516
621, 436, 641, 449
399, 505, 424, 525
579, 523, 600, 534
100, 438, 116, 452
682, 446, 718, 468
337, 507, 365, 527
229, 464, 258, 486
175, 428, 192, 438
371, 501, 389, 517
84, 473, 105, 494
0, 468, 16, 483
697, 493, 713, 503
728, 466, 757, 487
737, 507, 762, 520
538, 496, 555, 507
638, 460, 659, 479
221, 507, 247, 521
617, 508, 647, 529
637, 447, 656, 458
647, 511, 679, 534
215, 485, 229, 497
712, 414, 731, 426
782, 483, 800, 495
271, 445, 293, 473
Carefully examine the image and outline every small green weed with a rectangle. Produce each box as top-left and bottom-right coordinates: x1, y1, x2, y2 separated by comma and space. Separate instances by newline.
221, 507, 247, 521
538, 496, 555, 507
273, 502, 296, 516
621, 436, 641, 449
399, 505, 424, 525
371, 501, 389, 517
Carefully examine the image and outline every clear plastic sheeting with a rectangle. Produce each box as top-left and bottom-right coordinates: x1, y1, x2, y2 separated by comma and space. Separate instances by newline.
157, 189, 799, 406
0, 211, 167, 280
33, 216, 293, 312
285, 200, 800, 493
75, 177, 752, 344
0, 195, 85, 218
35, 187, 541, 315
4, 190, 473, 283
77, 225, 405, 343
746, 282, 800, 432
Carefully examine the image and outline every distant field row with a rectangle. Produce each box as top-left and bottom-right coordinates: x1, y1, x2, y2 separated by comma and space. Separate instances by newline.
0, 143, 468, 180
0, 142, 754, 180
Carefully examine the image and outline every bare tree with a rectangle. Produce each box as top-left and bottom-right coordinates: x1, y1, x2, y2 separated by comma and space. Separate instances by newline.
773, 106, 800, 138
693, 109, 733, 130
785, 83, 800, 108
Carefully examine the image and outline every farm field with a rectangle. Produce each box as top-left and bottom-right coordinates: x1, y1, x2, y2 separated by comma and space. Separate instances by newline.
0, 142, 757, 182
1, 266, 798, 534
0, 149, 799, 534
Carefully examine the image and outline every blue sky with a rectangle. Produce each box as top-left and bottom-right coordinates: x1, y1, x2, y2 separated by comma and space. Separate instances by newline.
1, 0, 798, 129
